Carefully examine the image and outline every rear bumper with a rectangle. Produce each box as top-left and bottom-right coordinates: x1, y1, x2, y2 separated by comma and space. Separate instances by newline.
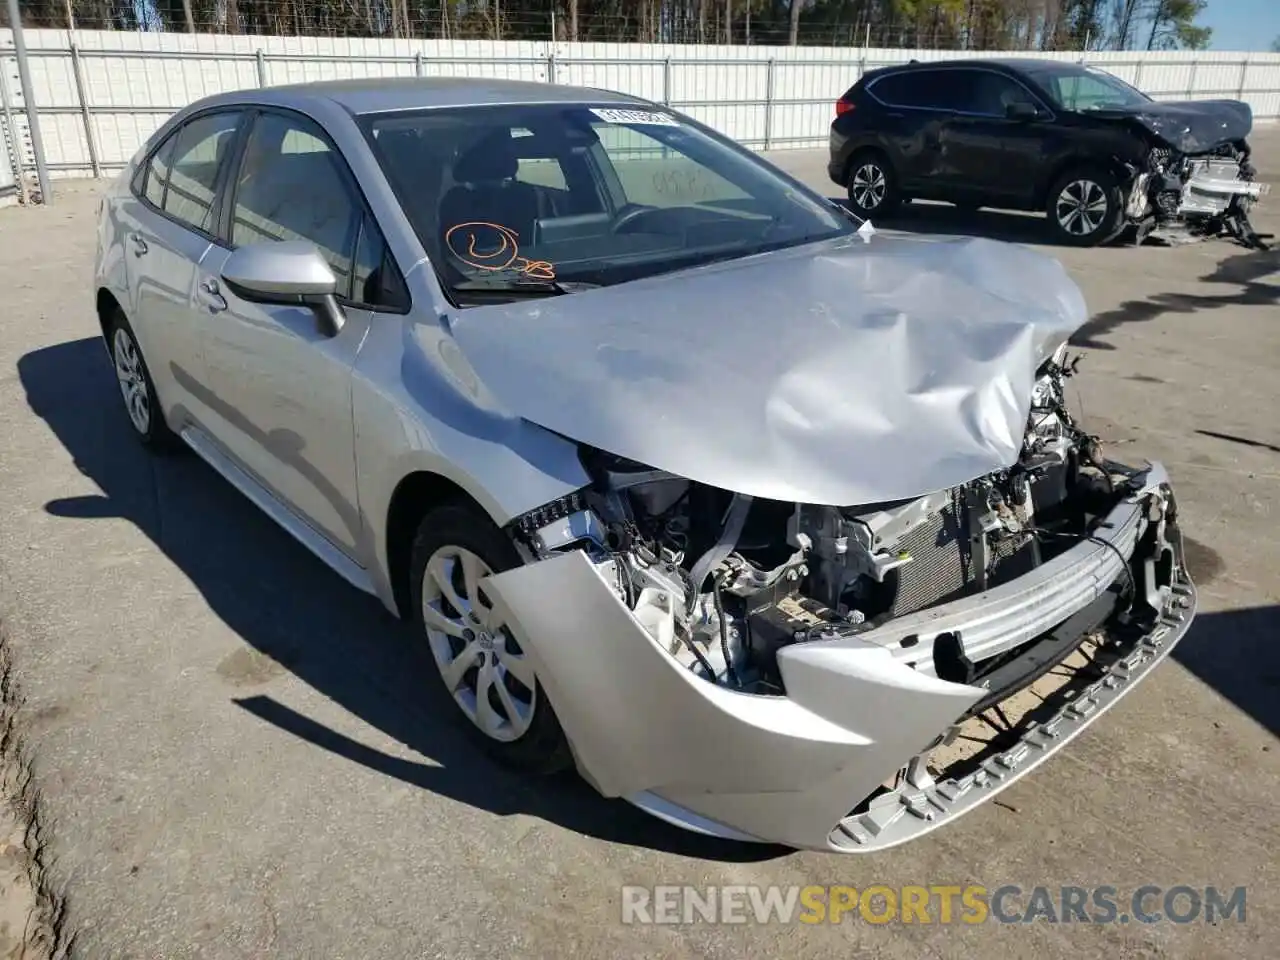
483, 462, 1193, 852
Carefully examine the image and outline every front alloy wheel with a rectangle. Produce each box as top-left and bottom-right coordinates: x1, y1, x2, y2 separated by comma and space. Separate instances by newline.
1046, 169, 1122, 246
421, 544, 536, 742
408, 502, 571, 774
1056, 179, 1108, 236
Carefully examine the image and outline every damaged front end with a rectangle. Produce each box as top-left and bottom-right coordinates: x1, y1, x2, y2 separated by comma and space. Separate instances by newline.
1117, 103, 1271, 248
482, 351, 1197, 851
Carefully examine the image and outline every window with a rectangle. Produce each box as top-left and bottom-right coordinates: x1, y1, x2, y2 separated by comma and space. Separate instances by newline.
1032, 67, 1150, 111
364, 104, 853, 301
231, 112, 362, 299
958, 71, 1043, 116
593, 123, 750, 210
869, 70, 953, 110
230, 112, 405, 309
161, 112, 243, 233
516, 157, 568, 191
143, 135, 175, 208
352, 215, 409, 310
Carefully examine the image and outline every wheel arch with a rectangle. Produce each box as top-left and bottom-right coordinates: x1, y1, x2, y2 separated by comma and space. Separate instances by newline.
1036, 154, 1132, 209
96, 287, 122, 347
843, 142, 897, 182
384, 469, 492, 619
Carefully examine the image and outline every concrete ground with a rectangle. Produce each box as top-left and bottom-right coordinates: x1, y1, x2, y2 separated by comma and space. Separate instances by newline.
0, 131, 1278, 959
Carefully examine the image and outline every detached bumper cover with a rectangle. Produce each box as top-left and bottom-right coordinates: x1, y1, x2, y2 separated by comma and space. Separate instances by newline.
482, 463, 1195, 852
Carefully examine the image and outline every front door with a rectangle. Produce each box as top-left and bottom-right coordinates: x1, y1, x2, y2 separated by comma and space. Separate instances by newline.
196, 109, 381, 556
939, 70, 1052, 206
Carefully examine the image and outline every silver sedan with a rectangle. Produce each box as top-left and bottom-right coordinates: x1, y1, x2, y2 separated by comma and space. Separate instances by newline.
94, 77, 1196, 852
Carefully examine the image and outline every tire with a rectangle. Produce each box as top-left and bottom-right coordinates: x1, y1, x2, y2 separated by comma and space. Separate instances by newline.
107, 310, 180, 450
845, 150, 902, 218
1045, 167, 1124, 247
409, 501, 572, 775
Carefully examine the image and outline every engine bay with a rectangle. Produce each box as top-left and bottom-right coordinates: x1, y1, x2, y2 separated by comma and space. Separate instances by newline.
508, 349, 1129, 694
1130, 138, 1271, 249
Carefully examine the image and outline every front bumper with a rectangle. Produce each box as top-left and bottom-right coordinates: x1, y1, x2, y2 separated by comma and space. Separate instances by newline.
483, 462, 1195, 852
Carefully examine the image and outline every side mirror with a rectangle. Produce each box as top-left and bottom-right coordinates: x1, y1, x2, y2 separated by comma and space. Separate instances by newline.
221, 241, 345, 336
1005, 101, 1040, 122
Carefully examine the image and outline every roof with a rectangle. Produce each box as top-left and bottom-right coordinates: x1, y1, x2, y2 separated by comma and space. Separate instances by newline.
253, 77, 650, 115
869, 57, 1090, 76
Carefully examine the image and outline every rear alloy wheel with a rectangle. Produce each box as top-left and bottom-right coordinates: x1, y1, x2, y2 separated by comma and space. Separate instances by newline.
409, 502, 571, 774
845, 153, 901, 218
1047, 169, 1123, 246
109, 312, 179, 450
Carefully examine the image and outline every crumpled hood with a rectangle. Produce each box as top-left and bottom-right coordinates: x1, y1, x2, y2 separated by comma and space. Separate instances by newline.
1092, 98, 1252, 153
450, 233, 1087, 506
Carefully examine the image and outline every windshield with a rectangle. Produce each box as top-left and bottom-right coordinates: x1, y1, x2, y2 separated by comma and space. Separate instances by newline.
361, 103, 856, 302
1029, 65, 1151, 112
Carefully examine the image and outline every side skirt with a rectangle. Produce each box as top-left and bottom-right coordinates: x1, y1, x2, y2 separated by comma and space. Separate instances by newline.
180, 423, 378, 597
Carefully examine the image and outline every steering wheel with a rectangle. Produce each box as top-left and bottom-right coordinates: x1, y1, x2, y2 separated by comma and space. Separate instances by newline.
609, 204, 660, 235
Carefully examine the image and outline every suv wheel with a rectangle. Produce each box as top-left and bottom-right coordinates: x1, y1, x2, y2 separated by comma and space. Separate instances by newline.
1046, 168, 1123, 246
845, 151, 901, 218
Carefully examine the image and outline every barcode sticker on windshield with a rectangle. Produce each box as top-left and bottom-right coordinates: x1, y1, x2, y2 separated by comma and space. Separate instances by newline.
590, 107, 680, 126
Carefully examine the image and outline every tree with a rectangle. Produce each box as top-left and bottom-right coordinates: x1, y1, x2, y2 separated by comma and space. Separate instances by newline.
1270, 34, 1280, 52
1145, 0, 1211, 51
788, 0, 802, 45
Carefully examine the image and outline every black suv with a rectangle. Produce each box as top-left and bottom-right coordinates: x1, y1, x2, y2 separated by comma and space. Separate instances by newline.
829, 58, 1259, 246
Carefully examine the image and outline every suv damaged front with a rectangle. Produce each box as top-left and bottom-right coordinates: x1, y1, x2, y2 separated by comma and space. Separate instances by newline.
1113, 99, 1270, 247
454, 234, 1196, 853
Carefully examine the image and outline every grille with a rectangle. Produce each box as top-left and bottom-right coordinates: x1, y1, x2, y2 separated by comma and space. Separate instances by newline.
890, 499, 972, 616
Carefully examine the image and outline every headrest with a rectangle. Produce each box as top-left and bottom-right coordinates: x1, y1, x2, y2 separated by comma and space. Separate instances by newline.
454, 129, 518, 183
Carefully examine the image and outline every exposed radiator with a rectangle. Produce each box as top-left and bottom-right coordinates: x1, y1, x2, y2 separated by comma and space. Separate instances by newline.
890, 496, 972, 616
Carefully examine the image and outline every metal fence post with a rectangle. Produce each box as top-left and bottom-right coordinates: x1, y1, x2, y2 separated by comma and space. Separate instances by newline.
662, 57, 671, 105
1133, 59, 1144, 92
1186, 59, 1198, 100
547, 51, 556, 84
414, 51, 424, 77
256, 49, 267, 87
763, 58, 774, 150
5, 0, 51, 203
0, 60, 29, 204
69, 42, 101, 179
1236, 57, 1249, 100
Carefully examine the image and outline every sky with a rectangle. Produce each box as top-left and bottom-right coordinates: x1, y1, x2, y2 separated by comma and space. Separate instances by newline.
1202, 0, 1280, 52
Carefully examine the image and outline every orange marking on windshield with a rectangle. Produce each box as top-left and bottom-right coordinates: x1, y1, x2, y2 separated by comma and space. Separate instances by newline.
445, 221, 556, 281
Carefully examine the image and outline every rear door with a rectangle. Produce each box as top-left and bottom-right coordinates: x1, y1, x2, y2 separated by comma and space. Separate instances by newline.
862, 69, 955, 193
936, 69, 1053, 206
123, 110, 245, 429
197, 108, 407, 556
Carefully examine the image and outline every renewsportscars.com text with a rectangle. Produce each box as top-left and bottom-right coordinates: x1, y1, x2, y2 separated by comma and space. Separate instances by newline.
620, 884, 1246, 926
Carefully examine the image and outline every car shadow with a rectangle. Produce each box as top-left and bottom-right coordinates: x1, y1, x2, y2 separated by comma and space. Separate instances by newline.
1172, 604, 1280, 739
18, 336, 787, 864
1069, 247, 1280, 350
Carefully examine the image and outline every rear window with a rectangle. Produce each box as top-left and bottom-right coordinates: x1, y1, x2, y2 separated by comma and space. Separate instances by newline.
868, 70, 955, 111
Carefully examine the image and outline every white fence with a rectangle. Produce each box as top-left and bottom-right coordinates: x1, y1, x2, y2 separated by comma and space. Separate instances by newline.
3, 28, 1280, 193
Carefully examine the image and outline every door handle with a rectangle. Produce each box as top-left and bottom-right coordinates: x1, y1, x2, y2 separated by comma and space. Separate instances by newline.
129, 233, 148, 256
197, 277, 227, 313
